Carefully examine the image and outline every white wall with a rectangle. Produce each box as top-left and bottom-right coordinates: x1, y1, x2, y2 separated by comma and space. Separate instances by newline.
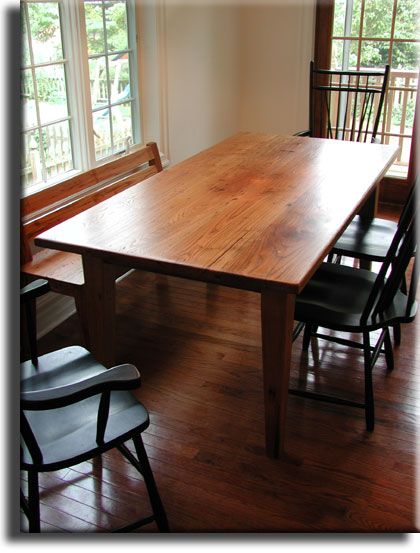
162, 0, 241, 164
238, 0, 315, 135
160, 0, 316, 164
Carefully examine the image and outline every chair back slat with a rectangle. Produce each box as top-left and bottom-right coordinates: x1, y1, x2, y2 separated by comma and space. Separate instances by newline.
310, 62, 389, 143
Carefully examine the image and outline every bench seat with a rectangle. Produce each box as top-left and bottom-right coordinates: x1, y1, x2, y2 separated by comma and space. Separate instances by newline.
21, 142, 163, 345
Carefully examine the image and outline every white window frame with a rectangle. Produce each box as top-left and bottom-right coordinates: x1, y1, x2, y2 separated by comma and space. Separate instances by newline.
21, 0, 144, 196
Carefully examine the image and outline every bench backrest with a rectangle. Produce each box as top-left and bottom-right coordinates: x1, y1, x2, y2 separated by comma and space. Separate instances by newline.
21, 142, 162, 264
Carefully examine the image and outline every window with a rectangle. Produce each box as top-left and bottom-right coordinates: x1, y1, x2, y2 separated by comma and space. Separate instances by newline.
21, 0, 141, 195
317, 0, 419, 179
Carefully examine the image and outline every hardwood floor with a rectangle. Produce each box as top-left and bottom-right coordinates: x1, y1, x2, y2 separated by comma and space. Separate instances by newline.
21, 204, 419, 533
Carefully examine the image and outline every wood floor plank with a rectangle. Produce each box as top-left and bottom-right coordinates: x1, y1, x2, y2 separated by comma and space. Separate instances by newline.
22, 202, 418, 533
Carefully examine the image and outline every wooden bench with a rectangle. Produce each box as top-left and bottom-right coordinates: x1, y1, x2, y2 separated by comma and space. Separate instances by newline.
21, 142, 163, 344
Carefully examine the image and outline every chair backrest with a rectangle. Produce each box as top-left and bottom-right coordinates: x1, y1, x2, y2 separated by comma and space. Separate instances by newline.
361, 176, 418, 325
21, 141, 162, 264
397, 178, 417, 227
309, 61, 390, 143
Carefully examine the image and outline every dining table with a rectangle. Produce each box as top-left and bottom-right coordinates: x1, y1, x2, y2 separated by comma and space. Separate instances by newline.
35, 131, 398, 458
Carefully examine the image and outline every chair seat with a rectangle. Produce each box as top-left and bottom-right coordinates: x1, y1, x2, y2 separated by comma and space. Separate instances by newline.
21, 345, 104, 387
295, 262, 417, 331
332, 215, 398, 261
21, 346, 149, 471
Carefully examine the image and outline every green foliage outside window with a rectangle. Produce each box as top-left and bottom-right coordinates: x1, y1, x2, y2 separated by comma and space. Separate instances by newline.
333, 0, 420, 69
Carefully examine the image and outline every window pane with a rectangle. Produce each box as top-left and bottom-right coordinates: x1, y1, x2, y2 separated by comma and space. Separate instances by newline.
21, 130, 43, 189
363, 0, 393, 39
105, 1, 129, 52
111, 102, 133, 152
21, 10, 30, 66
21, 69, 37, 129
382, 133, 411, 170
391, 41, 420, 70
360, 40, 390, 68
394, 0, 420, 40
93, 108, 112, 159
331, 39, 359, 69
333, 0, 362, 38
333, 0, 346, 36
109, 55, 130, 103
85, 1, 105, 55
35, 64, 69, 125
28, 1, 63, 64
331, 39, 344, 68
349, 0, 362, 37
89, 56, 108, 108
42, 121, 73, 180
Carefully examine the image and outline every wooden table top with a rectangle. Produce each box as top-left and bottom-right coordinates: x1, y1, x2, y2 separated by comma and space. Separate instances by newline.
36, 132, 398, 293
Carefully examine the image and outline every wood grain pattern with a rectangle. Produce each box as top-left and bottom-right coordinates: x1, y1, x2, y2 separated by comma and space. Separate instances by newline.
29, 203, 419, 531
36, 133, 398, 293
33, 132, 398, 458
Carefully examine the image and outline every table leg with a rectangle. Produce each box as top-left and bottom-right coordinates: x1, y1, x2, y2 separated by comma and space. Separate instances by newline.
82, 253, 116, 367
261, 289, 296, 458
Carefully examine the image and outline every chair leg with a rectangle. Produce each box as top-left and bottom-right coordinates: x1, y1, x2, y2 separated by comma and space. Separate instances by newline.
392, 323, 401, 346
384, 327, 394, 371
74, 291, 90, 348
24, 299, 38, 365
363, 332, 375, 432
132, 434, 169, 532
27, 470, 41, 532
20, 488, 30, 519
302, 324, 312, 351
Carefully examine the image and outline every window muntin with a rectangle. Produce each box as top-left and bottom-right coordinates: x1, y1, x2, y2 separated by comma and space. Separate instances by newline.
21, 0, 73, 192
21, 0, 141, 195
84, 0, 136, 160
331, 0, 420, 178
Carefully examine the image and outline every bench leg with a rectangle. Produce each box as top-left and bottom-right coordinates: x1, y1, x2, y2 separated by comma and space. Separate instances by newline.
75, 290, 91, 348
